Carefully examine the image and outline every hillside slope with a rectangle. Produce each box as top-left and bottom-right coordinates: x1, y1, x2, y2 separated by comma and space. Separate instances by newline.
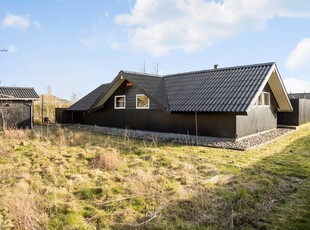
34, 94, 72, 123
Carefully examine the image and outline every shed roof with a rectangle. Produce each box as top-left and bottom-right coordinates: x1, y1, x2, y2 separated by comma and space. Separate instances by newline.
0, 86, 39, 100
67, 84, 109, 111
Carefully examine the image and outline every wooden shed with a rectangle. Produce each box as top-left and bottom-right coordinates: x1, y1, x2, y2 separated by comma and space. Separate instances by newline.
0, 87, 39, 130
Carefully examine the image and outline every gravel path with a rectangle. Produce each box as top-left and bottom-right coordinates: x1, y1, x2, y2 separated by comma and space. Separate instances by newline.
67, 124, 294, 150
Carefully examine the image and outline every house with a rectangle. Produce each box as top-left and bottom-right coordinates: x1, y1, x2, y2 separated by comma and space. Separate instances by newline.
63, 62, 292, 139
0, 86, 39, 130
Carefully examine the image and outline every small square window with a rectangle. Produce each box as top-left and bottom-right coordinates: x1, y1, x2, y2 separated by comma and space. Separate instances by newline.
136, 94, 149, 109
114, 95, 125, 109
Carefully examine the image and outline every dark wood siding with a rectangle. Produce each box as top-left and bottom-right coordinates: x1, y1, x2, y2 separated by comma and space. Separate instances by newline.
278, 99, 310, 126
66, 109, 236, 138
236, 84, 277, 138
104, 81, 160, 110
0, 100, 32, 130
63, 82, 282, 139
55, 108, 68, 124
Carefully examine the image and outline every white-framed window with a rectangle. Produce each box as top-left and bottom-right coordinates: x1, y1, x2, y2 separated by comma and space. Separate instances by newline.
264, 92, 270, 106
114, 95, 126, 109
136, 94, 150, 109
255, 92, 270, 107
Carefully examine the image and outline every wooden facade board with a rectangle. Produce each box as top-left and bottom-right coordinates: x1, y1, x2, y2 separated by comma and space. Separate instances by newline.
277, 99, 310, 126
0, 100, 32, 130
236, 83, 278, 137
105, 81, 160, 110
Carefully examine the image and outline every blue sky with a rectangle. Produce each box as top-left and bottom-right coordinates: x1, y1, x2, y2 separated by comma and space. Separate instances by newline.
1, 0, 310, 100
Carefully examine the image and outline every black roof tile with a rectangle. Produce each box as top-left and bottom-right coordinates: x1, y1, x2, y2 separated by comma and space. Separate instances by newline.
164, 63, 274, 112
67, 84, 109, 111
121, 71, 169, 110
0, 86, 39, 100
69, 62, 278, 113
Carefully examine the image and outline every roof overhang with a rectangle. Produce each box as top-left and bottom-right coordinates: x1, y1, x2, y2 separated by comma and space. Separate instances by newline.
89, 73, 125, 111
268, 67, 293, 112
247, 63, 293, 112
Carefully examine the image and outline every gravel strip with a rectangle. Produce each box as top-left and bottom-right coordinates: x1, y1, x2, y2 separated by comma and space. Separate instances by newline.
67, 124, 293, 151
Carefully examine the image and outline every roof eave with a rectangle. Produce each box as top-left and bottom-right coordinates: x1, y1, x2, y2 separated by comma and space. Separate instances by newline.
89, 71, 125, 112
245, 63, 293, 113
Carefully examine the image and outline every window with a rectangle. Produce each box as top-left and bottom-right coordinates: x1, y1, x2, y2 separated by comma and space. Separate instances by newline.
114, 95, 126, 109
136, 94, 149, 109
264, 92, 270, 106
255, 92, 270, 107
258, 93, 263, 106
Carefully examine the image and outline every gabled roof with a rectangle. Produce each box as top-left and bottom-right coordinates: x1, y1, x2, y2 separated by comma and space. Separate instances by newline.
67, 84, 109, 111
120, 71, 169, 110
163, 62, 292, 112
69, 62, 292, 113
90, 71, 169, 111
0, 86, 39, 100
165, 63, 274, 112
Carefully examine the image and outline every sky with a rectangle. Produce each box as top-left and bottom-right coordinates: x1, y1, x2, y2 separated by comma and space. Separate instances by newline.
0, 0, 310, 100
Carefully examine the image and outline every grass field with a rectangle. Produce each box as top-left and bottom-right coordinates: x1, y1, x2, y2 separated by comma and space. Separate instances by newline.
0, 124, 309, 229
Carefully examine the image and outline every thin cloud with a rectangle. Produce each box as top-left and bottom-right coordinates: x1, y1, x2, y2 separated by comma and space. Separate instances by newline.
286, 38, 310, 70
77, 35, 101, 51
284, 78, 310, 93
115, 0, 310, 57
1, 13, 30, 29
7, 44, 18, 53
104, 11, 110, 18
33, 20, 42, 30
1, 13, 41, 30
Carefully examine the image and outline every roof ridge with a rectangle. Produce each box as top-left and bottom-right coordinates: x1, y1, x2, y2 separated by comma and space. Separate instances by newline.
121, 70, 163, 78
0, 86, 36, 90
164, 62, 275, 78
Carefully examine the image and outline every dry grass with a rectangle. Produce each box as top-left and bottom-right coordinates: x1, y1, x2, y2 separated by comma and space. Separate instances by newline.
2, 128, 32, 140
1, 181, 48, 229
0, 124, 309, 229
90, 148, 123, 171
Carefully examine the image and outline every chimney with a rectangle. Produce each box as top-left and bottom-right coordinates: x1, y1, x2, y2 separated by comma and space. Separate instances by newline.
214, 64, 218, 69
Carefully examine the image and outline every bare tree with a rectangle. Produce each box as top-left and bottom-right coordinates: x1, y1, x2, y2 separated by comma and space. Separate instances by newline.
70, 93, 78, 103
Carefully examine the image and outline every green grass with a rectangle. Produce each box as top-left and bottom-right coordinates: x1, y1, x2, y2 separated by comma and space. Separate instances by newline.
0, 124, 310, 229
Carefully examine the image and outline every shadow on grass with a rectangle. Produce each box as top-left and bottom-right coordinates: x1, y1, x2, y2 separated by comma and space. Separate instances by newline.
135, 133, 310, 230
